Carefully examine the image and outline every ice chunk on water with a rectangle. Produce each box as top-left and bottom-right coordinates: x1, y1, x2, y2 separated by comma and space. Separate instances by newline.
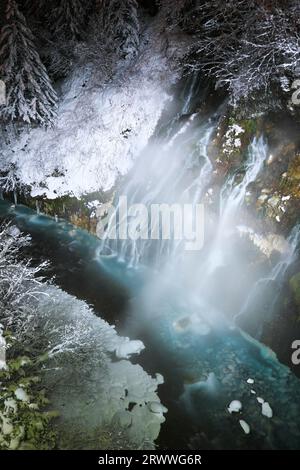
228, 400, 242, 414
239, 420, 250, 434
262, 402, 273, 418
155, 373, 164, 385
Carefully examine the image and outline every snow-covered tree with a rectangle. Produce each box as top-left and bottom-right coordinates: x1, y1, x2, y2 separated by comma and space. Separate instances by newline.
101, 0, 140, 59
0, 0, 58, 126
50, 0, 88, 40
158, 0, 193, 29
192, 1, 300, 107
0, 163, 21, 204
0, 223, 48, 336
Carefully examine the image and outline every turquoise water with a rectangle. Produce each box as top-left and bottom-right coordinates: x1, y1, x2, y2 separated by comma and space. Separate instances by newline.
1, 199, 300, 449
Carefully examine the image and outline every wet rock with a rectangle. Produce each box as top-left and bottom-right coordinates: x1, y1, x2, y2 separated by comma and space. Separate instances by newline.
289, 273, 300, 309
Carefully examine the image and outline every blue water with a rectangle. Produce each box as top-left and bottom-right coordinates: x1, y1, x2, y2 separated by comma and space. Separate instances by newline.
1, 199, 300, 449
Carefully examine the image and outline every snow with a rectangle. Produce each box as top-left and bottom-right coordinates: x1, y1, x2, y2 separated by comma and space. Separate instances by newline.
223, 124, 245, 155
231, 124, 245, 136
14, 388, 29, 403
147, 402, 168, 415
0, 221, 167, 449
31, 285, 167, 448
0, 325, 6, 370
4, 398, 17, 414
115, 338, 145, 359
257, 397, 264, 404
87, 200, 100, 209
239, 420, 250, 435
0, 412, 13, 436
1, 28, 174, 199
228, 400, 242, 414
155, 373, 164, 385
247, 378, 254, 384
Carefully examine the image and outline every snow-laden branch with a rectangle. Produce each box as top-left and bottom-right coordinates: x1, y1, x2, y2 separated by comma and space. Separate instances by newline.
160, 0, 300, 112
0, 223, 48, 335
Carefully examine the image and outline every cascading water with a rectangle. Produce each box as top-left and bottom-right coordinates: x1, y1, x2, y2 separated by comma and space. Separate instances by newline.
99, 86, 271, 328
221, 137, 268, 215
199, 136, 268, 282
100, 106, 218, 267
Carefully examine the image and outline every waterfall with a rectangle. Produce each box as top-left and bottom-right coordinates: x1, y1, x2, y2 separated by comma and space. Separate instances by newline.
94, 71, 299, 345
221, 137, 268, 218
100, 80, 220, 267
203, 136, 268, 277
99, 77, 274, 329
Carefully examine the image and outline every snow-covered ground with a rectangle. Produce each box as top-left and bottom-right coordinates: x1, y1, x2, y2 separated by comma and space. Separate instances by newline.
1, 280, 166, 449
1, 25, 175, 199
38, 285, 167, 449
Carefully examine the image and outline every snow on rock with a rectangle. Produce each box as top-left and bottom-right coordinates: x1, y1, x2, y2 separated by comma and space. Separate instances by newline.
4, 398, 17, 414
0, 412, 13, 436
147, 401, 168, 415
228, 400, 242, 414
239, 420, 250, 435
173, 314, 211, 335
262, 401, 273, 418
257, 397, 264, 404
223, 124, 245, 155
14, 388, 29, 403
155, 373, 164, 385
115, 338, 145, 359
1, 29, 174, 199
238, 226, 289, 258
246, 378, 255, 384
